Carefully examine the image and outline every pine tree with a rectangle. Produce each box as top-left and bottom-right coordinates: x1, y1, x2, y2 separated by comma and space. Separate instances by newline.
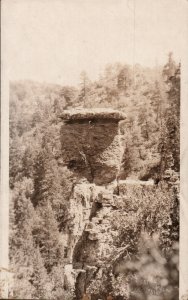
33, 202, 64, 272
160, 61, 180, 180
10, 178, 37, 298
117, 65, 132, 91
30, 247, 52, 299
79, 71, 91, 106
163, 52, 177, 80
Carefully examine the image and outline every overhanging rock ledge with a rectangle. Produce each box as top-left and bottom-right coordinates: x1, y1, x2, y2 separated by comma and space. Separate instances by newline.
60, 109, 126, 185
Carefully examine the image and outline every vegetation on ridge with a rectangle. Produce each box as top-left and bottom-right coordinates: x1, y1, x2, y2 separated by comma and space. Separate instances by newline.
9, 53, 180, 299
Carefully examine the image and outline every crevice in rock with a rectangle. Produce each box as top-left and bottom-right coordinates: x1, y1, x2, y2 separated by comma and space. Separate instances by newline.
72, 231, 88, 269
74, 271, 86, 300
89, 201, 103, 221
71, 194, 104, 298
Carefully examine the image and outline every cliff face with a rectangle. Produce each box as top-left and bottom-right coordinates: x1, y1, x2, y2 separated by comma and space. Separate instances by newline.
59, 109, 154, 300
62, 181, 155, 300
60, 109, 126, 185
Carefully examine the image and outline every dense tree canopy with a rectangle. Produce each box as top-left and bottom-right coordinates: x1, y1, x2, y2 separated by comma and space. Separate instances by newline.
9, 55, 180, 299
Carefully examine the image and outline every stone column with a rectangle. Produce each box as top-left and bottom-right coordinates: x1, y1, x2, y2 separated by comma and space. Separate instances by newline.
60, 109, 126, 298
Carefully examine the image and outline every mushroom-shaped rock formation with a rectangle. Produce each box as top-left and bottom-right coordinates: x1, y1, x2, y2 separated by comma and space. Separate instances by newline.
60, 109, 126, 185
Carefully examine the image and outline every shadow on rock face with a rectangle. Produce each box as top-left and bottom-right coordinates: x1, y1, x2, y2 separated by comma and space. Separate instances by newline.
60, 119, 124, 185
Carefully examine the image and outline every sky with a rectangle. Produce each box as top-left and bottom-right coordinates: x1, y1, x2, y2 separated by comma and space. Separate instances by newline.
2, 0, 188, 86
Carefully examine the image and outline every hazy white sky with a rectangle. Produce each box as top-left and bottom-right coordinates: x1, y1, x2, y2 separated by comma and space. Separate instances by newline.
2, 0, 187, 86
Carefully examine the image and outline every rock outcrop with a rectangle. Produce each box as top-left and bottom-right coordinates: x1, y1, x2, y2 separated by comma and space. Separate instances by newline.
60, 108, 126, 185
59, 109, 154, 299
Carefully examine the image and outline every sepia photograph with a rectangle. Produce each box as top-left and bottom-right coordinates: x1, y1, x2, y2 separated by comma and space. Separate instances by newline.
1, 0, 188, 299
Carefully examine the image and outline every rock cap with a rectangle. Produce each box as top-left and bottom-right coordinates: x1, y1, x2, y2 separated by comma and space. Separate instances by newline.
59, 108, 126, 121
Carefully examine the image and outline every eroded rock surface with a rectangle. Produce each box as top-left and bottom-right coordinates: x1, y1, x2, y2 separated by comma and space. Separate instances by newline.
60, 109, 154, 299
60, 108, 126, 122
60, 109, 126, 185
63, 181, 156, 299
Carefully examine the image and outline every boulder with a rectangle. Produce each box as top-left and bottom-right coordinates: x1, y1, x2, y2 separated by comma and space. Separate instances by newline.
60, 109, 126, 185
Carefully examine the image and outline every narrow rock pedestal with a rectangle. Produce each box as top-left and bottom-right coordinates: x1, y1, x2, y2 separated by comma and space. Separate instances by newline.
60, 109, 126, 299
60, 109, 157, 300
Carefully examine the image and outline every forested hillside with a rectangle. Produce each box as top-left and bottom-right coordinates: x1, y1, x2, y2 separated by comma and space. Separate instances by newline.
9, 54, 180, 299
